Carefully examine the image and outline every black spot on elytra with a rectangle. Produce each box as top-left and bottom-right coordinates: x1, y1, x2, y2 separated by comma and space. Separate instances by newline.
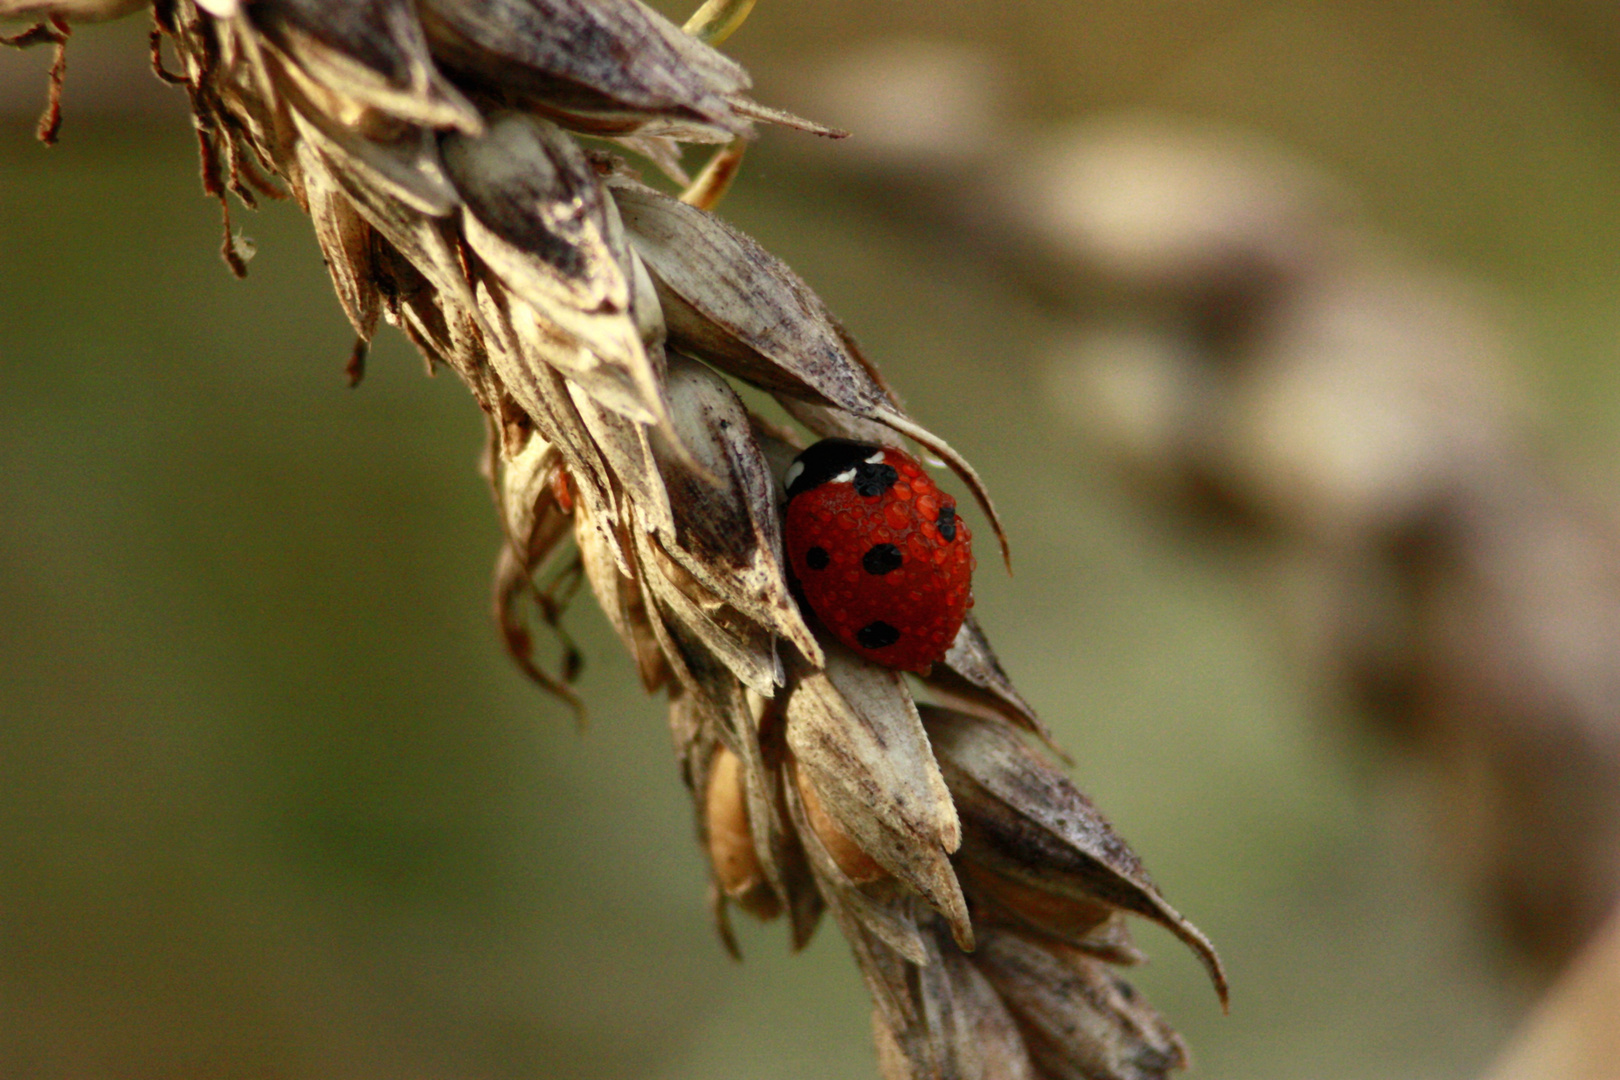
853, 461, 899, 498
806, 546, 830, 570
857, 621, 901, 649
862, 543, 902, 575
936, 504, 957, 541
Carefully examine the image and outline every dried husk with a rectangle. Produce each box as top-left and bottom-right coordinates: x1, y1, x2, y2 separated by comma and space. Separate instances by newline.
924, 705, 1228, 1006
975, 926, 1189, 1080
785, 641, 972, 949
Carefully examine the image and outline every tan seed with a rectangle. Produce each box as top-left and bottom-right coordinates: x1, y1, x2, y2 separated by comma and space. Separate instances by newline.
794, 762, 888, 885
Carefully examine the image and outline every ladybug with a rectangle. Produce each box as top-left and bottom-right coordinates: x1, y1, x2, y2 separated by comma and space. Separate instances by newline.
783, 439, 975, 673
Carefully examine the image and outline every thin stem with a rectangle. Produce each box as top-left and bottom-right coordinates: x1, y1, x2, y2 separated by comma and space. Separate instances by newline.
681, 138, 748, 211
682, 0, 757, 46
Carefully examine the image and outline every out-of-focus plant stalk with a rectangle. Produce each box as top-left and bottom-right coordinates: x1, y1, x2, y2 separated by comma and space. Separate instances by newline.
682, 0, 755, 46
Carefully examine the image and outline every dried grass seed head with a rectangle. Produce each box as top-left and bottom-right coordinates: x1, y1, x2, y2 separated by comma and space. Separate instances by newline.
11, 1, 1234, 1075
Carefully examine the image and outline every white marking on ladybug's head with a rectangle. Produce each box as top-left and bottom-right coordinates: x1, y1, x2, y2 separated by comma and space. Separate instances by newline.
784, 460, 805, 490
832, 468, 857, 484
864, 451, 886, 465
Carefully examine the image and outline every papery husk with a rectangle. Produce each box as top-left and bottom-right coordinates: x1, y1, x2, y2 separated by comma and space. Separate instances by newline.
872, 918, 1039, 1080
924, 705, 1228, 1006
975, 926, 1188, 1080
784, 641, 971, 949
417, 0, 754, 141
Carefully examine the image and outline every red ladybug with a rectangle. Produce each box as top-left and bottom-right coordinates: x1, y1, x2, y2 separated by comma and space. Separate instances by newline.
783, 439, 975, 673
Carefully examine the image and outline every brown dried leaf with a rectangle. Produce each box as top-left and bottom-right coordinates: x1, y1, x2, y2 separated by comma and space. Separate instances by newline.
726, 95, 848, 139
288, 111, 485, 365
493, 543, 583, 710
475, 282, 624, 547
300, 152, 381, 340
498, 429, 570, 566
489, 432, 585, 708
786, 763, 930, 967
264, 40, 461, 218
610, 177, 886, 407
574, 499, 667, 691
783, 769, 928, 1029
633, 522, 782, 695
873, 920, 1038, 1080
571, 385, 676, 537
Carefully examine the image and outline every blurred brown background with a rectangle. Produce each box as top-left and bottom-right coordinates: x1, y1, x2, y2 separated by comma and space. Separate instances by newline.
6, 2, 1620, 1077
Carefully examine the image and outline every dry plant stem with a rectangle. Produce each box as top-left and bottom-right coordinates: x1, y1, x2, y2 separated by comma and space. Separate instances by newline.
1, 15, 69, 144
681, 138, 748, 211
7, 1, 1225, 1074
1483, 901, 1620, 1080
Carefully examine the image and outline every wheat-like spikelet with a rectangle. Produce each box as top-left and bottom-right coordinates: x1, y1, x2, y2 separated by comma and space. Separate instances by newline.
2, 2, 1226, 1074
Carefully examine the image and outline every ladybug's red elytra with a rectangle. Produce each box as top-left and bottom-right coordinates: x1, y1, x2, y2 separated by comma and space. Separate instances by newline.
783, 439, 975, 673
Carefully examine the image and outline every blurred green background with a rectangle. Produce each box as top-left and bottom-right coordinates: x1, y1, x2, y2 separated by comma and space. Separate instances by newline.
5, 3, 1620, 1077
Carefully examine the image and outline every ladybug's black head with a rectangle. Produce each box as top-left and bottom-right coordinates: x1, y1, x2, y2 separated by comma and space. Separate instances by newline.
785, 438, 894, 499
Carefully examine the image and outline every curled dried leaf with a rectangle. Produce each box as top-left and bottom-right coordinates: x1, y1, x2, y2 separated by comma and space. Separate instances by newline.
926, 614, 1054, 748
497, 427, 570, 565
491, 431, 585, 706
